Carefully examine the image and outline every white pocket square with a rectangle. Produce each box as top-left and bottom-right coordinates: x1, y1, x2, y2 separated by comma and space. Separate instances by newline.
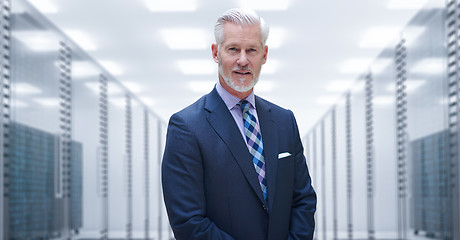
278, 152, 292, 159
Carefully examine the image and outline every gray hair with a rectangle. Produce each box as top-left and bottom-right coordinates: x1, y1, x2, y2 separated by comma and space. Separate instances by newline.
214, 8, 269, 48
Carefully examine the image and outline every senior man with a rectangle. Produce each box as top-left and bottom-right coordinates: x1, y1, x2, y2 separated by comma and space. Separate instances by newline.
162, 8, 317, 240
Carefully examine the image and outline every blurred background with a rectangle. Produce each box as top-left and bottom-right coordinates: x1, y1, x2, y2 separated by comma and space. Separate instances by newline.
0, 0, 458, 239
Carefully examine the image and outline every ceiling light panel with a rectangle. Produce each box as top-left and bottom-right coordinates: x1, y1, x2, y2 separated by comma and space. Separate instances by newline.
340, 58, 372, 74
326, 80, 355, 92
370, 58, 392, 74
144, 0, 197, 12
121, 81, 143, 93
99, 60, 124, 76
359, 26, 401, 48
385, 79, 426, 93
28, 0, 58, 14
177, 60, 216, 75
13, 100, 29, 108
73, 61, 99, 78
239, 0, 290, 11
139, 97, 155, 107
374, 96, 394, 106
351, 81, 366, 93
316, 95, 340, 105
13, 31, 59, 52
33, 97, 60, 107
160, 28, 210, 50
84, 82, 123, 96
388, 0, 428, 9
109, 97, 139, 108
15, 82, 42, 95
64, 30, 97, 51
412, 58, 445, 74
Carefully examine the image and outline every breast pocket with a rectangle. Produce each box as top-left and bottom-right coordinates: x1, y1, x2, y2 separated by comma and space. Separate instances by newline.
277, 153, 295, 169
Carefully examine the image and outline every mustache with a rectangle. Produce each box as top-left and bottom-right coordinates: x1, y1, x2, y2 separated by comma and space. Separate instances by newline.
232, 67, 254, 74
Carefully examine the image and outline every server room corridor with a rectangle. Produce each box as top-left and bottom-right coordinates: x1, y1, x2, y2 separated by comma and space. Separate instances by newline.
1, 0, 459, 239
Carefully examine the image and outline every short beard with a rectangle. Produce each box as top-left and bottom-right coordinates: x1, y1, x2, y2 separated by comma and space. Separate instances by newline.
218, 59, 259, 93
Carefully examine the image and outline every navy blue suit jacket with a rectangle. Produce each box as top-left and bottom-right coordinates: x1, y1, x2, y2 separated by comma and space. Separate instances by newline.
162, 88, 316, 240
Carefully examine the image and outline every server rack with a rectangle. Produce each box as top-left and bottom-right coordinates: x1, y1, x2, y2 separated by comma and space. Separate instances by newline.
8, 122, 82, 239
411, 130, 451, 238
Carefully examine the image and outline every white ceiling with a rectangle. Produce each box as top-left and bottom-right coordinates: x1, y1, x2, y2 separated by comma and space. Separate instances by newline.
27, 0, 432, 134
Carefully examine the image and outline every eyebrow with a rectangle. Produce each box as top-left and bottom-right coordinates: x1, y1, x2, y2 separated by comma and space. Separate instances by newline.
224, 42, 261, 49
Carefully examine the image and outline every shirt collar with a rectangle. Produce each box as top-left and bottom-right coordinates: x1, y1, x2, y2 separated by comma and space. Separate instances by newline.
216, 81, 256, 110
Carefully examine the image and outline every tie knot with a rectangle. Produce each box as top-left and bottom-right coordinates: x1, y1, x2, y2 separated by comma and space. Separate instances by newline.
240, 100, 250, 113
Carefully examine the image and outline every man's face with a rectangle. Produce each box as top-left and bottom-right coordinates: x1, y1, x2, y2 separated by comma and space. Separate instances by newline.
212, 22, 268, 95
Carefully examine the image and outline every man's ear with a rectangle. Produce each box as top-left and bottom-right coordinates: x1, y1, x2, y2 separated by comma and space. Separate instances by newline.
212, 44, 219, 63
262, 45, 268, 65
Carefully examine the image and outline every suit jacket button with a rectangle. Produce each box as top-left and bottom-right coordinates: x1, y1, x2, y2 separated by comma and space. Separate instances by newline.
263, 205, 267, 210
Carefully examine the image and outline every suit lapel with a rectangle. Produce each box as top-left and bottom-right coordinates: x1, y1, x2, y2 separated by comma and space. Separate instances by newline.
204, 88, 266, 203
255, 96, 279, 211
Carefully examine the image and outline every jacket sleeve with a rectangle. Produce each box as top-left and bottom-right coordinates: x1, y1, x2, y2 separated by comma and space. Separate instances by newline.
287, 111, 317, 240
161, 113, 235, 240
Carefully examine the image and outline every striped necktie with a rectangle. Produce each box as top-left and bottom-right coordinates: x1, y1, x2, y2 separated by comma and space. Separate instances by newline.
240, 100, 267, 200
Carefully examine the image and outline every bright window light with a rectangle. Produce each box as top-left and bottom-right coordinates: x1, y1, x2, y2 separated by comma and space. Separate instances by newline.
99, 60, 124, 76
160, 28, 210, 50
33, 97, 60, 107
177, 60, 216, 75
64, 30, 97, 51
189, 81, 216, 93
359, 27, 401, 48
13, 31, 59, 52
28, 0, 58, 14
239, 0, 290, 11
340, 58, 372, 74
388, 0, 428, 9
412, 58, 445, 74
144, 0, 197, 12
386, 79, 426, 93
266, 28, 285, 49
326, 80, 355, 92
121, 81, 143, 93
73, 61, 99, 78
15, 82, 42, 95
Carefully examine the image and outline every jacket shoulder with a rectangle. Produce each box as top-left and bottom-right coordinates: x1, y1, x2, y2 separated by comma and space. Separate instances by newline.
169, 95, 207, 124
256, 95, 293, 117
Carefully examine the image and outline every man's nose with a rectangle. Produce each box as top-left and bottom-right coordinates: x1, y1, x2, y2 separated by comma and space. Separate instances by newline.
237, 51, 249, 66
